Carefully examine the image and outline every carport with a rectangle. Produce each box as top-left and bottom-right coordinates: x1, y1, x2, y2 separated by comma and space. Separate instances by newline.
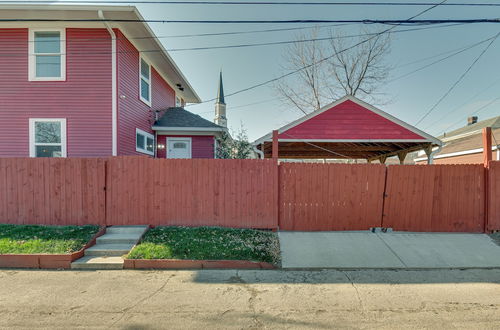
253, 95, 442, 163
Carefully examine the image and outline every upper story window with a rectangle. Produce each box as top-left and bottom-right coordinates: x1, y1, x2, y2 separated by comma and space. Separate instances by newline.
29, 118, 67, 157
139, 57, 152, 106
29, 29, 66, 81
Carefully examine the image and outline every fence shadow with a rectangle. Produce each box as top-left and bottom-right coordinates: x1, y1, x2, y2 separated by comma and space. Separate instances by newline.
191, 268, 500, 285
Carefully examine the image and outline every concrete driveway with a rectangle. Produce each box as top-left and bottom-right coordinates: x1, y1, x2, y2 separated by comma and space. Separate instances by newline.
279, 231, 500, 269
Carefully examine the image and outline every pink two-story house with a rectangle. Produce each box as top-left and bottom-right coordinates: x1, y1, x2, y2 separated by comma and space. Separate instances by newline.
0, 5, 225, 159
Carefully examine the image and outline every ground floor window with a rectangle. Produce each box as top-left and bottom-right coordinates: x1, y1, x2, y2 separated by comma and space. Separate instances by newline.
136, 128, 154, 155
29, 118, 66, 157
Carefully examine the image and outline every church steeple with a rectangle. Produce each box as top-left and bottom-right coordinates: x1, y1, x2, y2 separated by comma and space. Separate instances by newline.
214, 70, 227, 127
216, 71, 225, 105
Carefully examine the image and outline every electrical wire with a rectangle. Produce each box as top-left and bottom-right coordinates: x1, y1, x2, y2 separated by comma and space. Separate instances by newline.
188, 0, 449, 106
440, 97, 500, 134
2, 1, 500, 7
0, 18, 498, 24
414, 31, 500, 126
423, 76, 500, 131
387, 34, 496, 83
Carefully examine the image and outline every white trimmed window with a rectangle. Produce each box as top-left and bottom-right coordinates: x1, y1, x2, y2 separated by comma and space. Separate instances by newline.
29, 28, 66, 81
29, 119, 67, 157
139, 56, 152, 106
136, 128, 154, 155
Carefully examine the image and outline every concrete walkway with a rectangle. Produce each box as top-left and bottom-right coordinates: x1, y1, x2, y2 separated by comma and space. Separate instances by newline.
279, 231, 500, 269
71, 226, 148, 269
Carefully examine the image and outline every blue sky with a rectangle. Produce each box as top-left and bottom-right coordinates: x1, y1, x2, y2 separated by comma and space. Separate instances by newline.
70, 1, 500, 140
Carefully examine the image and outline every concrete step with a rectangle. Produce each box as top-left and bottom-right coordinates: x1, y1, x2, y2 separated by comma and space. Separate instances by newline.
71, 256, 124, 270
84, 243, 135, 257
105, 226, 149, 235
96, 233, 142, 245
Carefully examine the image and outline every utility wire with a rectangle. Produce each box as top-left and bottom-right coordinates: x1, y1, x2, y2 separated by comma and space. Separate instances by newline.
0, 18, 498, 24
0, 24, 461, 57
3, 23, 461, 48
188, 0, 449, 106
387, 35, 496, 83
440, 97, 500, 134
3, 1, 500, 7
414, 31, 500, 126
423, 76, 500, 131
195, 36, 496, 115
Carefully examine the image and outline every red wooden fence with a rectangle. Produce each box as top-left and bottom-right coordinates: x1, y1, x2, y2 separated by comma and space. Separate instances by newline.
279, 163, 386, 230
0, 158, 106, 225
106, 157, 278, 228
488, 161, 500, 231
0, 157, 497, 232
382, 164, 485, 232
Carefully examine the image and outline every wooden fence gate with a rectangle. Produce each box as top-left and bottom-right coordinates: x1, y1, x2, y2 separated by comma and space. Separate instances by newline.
382, 164, 485, 232
279, 163, 386, 231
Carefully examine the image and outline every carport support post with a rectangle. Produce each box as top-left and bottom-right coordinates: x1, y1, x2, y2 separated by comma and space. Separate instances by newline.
483, 127, 492, 232
272, 130, 279, 162
397, 151, 408, 165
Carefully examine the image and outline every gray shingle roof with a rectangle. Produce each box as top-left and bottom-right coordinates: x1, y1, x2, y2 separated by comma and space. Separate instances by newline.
154, 107, 224, 129
441, 116, 500, 139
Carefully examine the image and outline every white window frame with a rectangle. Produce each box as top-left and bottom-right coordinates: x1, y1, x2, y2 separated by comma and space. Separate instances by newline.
139, 56, 152, 106
28, 28, 66, 81
29, 118, 67, 157
166, 137, 192, 159
136, 128, 154, 155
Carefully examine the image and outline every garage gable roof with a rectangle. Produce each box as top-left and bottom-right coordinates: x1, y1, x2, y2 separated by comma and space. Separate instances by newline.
254, 95, 442, 146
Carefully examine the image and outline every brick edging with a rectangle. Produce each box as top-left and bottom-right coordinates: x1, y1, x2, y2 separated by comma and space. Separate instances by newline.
0, 226, 106, 269
123, 259, 276, 270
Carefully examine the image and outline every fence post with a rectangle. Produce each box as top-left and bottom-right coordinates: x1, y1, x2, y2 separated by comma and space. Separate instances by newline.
272, 130, 279, 161
483, 127, 492, 232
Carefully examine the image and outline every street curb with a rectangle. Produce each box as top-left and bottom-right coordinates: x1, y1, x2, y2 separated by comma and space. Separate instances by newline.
124, 258, 276, 270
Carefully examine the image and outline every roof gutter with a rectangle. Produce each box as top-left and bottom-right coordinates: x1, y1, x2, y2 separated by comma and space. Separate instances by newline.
98, 10, 117, 156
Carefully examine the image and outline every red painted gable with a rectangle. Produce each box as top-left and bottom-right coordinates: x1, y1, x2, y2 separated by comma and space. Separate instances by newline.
279, 99, 425, 140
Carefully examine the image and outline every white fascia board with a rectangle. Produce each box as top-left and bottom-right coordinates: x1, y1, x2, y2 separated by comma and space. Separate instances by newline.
414, 145, 499, 162
153, 126, 226, 132
253, 95, 442, 146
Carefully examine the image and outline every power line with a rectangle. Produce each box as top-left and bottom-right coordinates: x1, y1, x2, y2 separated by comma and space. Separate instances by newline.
414, 31, 500, 126
192, 37, 497, 115
440, 97, 500, 134
3, 1, 500, 7
3, 23, 461, 50
188, 0, 449, 106
0, 24, 462, 57
0, 18, 498, 24
387, 35, 496, 83
423, 76, 500, 131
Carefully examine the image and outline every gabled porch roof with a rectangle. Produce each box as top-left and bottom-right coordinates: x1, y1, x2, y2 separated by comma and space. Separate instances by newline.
253, 95, 442, 162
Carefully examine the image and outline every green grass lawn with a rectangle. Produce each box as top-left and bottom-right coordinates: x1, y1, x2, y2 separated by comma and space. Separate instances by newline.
0, 224, 100, 254
127, 226, 281, 265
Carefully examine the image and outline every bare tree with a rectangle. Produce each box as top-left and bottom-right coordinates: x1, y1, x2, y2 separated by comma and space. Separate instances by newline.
275, 27, 391, 113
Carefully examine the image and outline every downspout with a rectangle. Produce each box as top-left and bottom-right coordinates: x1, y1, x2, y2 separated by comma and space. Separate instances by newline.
253, 144, 264, 159
99, 10, 117, 156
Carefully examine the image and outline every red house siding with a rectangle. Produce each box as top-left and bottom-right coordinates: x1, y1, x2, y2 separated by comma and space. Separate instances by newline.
280, 99, 425, 140
156, 135, 215, 158
116, 30, 176, 156
0, 28, 112, 157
